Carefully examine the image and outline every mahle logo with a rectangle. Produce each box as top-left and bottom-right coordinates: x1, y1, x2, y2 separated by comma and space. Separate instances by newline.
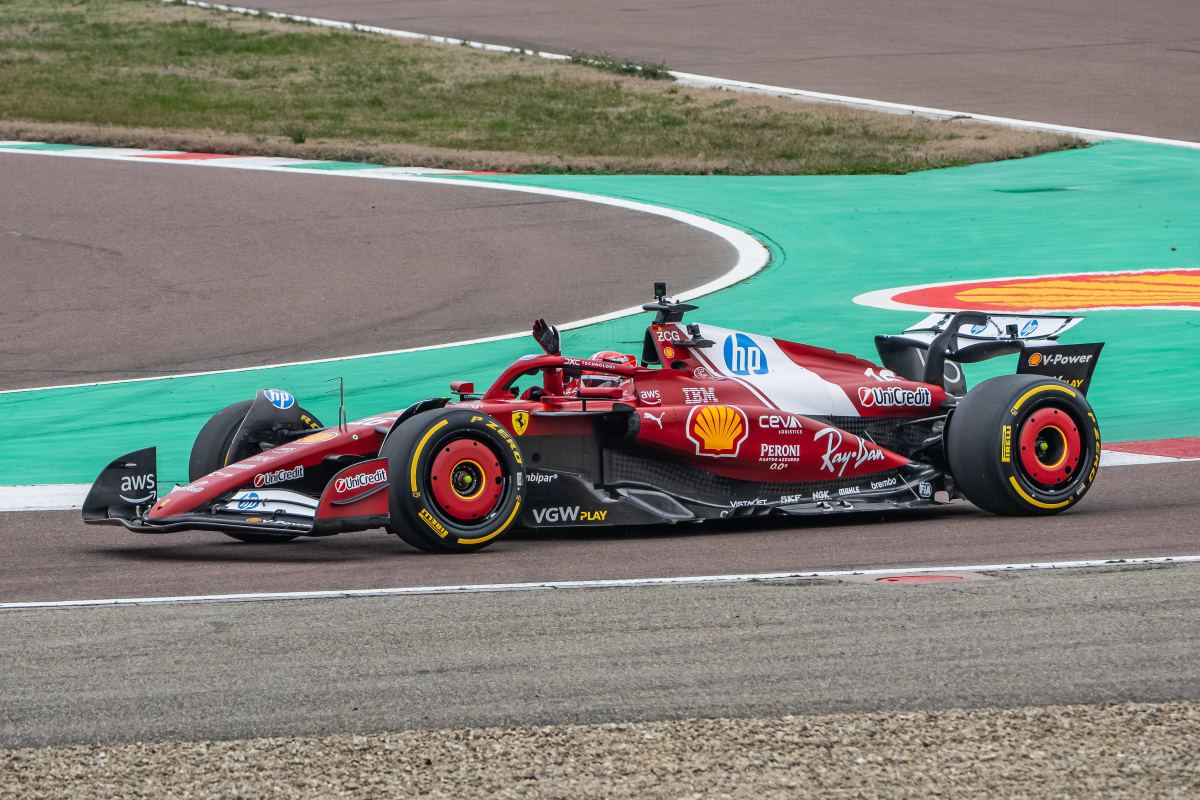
723, 333, 768, 375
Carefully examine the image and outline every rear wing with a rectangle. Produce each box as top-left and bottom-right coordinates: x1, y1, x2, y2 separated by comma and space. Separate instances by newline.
876, 311, 1103, 396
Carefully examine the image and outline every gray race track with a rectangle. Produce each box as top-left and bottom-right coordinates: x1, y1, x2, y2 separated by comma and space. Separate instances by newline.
2, 563, 1196, 748
255, 0, 1200, 142
0, 154, 733, 389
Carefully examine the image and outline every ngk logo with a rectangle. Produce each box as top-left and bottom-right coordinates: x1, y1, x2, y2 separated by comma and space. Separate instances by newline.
334, 467, 387, 494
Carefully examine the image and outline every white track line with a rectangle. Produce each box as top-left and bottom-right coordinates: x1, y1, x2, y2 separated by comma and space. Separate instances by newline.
0, 148, 769, 396
4, 555, 1197, 610
167, 0, 1200, 150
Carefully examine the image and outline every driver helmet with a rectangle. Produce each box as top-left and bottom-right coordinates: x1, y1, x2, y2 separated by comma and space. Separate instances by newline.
581, 351, 638, 387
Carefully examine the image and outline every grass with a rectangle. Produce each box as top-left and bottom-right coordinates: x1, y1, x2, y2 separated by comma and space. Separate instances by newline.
0, 0, 1086, 175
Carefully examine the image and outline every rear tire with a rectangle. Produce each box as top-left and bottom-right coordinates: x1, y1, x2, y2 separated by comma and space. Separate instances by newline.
189, 399, 298, 544
946, 374, 1100, 516
382, 409, 524, 553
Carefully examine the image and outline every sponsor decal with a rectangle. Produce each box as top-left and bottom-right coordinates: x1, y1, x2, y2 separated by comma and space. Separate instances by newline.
225, 463, 255, 471
254, 465, 304, 487
838, 486, 861, 496
247, 456, 273, 463
486, 421, 524, 465
1002, 425, 1012, 462
730, 499, 768, 508
657, 329, 682, 342
356, 416, 397, 426
970, 323, 988, 334
181, 480, 208, 494
918, 482, 933, 498
858, 386, 933, 408
663, 347, 676, 359
814, 428, 886, 476
419, 507, 450, 538
519, 354, 539, 361
812, 490, 831, 501
761, 443, 802, 460
864, 367, 902, 383
118, 473, 156, 503
779, 494, 804, 504
723, 333, 768, 375
512, 411, 530, 436
531, 506, 608, 523
264, 389, 295, 410
300, 414, 320, 430
870, 477, 897, 490
1020, 319, 1039, 336
693, 366, 715, 379
247, 517, 262, 522
758, 414, 802, 432
1027, 351, 1093, 367
212, 471, 233, 478
687, 405, 749, 457
859, 269, 1200, 313
682, 387, 718, 404
640, 389, 662, 405
643, 411, 665, 429
528, 472, 558, 484
334, 467, 387, 495
296, 431, 338, 444
237, 492, 262, 510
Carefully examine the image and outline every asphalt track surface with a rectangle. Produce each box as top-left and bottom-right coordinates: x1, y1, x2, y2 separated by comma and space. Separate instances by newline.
3, 562, 1196, 747
4, 462, 1198, 604
0, 154, 734, 390
255, 0, 1200, 142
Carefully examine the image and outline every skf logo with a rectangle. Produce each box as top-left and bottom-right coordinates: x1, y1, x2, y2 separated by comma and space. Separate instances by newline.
687, 405, 748, 457
419, 508, 450, 538
1002, 425, 1012, 462
723, 333, 768, 375
1028, 353, 1043, 366
512, 411, 530, 436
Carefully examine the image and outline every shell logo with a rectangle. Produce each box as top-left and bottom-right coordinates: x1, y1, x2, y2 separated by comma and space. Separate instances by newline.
1028, 353, 1043, 366
854, 268, 1200, 312
686, 405, 748, 457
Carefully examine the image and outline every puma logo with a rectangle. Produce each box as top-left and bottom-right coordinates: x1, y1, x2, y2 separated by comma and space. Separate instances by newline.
643, 412, 664, 428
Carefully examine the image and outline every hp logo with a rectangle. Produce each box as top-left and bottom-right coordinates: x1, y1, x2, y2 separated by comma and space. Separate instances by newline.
723, 333, 768, 375
237, 492, 262, 510
265, 389, 295, 409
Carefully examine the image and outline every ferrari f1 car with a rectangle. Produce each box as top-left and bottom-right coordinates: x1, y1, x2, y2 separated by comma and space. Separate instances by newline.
84, 283, 1105, 553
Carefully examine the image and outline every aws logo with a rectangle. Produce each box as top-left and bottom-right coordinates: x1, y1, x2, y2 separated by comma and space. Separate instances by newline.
723, 333, 768, 375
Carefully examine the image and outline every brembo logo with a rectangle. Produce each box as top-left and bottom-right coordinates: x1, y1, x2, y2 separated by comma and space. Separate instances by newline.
335, 467, 386, 495
254, 466, 303, 487
858, 386, 933, 408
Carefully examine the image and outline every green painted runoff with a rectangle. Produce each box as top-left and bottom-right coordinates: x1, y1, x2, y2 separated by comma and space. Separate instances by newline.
2, 139, 1196, 486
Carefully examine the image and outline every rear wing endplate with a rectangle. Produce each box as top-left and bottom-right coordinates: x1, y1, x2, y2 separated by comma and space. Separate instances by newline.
876, 311, 1102, 396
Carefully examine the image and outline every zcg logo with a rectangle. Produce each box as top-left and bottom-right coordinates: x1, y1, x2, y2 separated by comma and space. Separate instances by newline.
723, 333, 768, 375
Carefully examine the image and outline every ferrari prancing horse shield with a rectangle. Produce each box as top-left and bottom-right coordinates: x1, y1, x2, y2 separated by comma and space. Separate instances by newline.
512, 411, 530, 436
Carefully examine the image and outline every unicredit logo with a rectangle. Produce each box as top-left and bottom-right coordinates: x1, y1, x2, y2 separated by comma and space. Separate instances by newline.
335, 467, 387, 494
858, 386, 933, 408
253, 465, 304, 487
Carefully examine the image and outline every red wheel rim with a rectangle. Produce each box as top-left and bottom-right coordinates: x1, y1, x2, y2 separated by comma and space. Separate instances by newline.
1018, 406, 1082, 486
429, 438, 504, 522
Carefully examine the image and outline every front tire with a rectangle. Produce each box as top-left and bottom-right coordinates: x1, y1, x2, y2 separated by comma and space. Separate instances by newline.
946, 374, 1100, 516
381, 409, 524, 553
189, 399, 298, 544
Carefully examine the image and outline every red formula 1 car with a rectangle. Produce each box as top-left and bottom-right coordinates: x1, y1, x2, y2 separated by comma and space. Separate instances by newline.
84, 283, 1105, 552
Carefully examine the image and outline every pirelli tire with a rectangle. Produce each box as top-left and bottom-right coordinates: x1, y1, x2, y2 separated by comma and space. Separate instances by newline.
188, 398, 298, 544
381, 408, 525, 553
946, 374, 1100, 516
